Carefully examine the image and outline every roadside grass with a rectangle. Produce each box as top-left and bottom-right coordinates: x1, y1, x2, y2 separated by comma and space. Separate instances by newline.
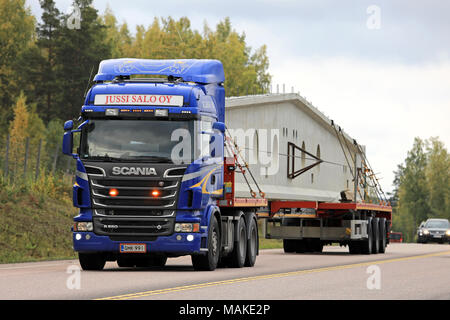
0, 175, 77, 264
258, 220, 283, 249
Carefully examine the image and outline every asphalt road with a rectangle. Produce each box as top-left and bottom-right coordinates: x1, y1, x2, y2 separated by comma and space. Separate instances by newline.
1, 243, 449, 300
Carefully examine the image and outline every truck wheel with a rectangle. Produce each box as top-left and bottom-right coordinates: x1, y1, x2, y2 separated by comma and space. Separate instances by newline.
79, 253, 106, 271
361, 218, 373, 254
283, 240, 297, 253
372, 218, 380, 254
245, 217, 258, 267
378, 218, 387, 253
192, 215, 221, 271
230, 217, 247, 268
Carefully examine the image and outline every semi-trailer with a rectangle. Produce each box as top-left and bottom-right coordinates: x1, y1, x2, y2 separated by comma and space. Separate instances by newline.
62, 58, 392, 271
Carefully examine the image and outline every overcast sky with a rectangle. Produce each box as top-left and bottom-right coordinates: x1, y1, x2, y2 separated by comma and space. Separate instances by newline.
27, 0, 450, 193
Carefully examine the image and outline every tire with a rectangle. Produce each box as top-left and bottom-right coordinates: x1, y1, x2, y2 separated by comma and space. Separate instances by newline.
372, 218, 380, 254
378, 218, 387, 253
229, 217, 247, 268
192, 215, 221, 271
349, 241, 361, 254
79, 253, 106, 271
244, 217, 258, 267
361, 218, 373, 254
312, 240, 323, 253
295, 240, 307, 253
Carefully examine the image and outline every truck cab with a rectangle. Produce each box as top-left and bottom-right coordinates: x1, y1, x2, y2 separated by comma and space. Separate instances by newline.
62, 59, 254, 271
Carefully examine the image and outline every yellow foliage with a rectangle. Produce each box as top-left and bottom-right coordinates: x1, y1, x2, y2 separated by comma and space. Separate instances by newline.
8, 92, 29, 177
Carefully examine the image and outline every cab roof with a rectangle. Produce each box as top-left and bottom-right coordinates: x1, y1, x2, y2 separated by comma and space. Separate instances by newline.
93, 58, 225, 84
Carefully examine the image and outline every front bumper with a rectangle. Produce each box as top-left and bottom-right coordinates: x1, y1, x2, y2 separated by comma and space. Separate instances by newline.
73, 231, 206, 255
418, 234, 449, 243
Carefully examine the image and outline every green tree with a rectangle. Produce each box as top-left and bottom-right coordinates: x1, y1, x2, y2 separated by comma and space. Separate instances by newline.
27, 104, 47, 178
104, 14, 271, 96
44, 118, 65, 172
0, 0, 35, 138
102, 6, 132, 58
56, 0, 111, 120
425, 137, 449, 219
8, 93, 30, 179
395, 137, 430, 242
36, 0, 61, 123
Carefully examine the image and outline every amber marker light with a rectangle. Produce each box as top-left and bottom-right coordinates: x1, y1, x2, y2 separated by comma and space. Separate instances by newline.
109, 188, 119, 197
151, 190, 160, 197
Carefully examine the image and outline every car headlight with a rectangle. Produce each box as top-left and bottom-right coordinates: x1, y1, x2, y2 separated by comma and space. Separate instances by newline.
423, 229, 429, 235
174, 223, 200, 233
446, 230, 450, 236
74, 222, 93, 232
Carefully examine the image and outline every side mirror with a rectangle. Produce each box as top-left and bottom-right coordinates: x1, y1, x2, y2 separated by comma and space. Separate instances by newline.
62, 131, 73, 156
212, 122, 225, 134
64, 120, 74, 131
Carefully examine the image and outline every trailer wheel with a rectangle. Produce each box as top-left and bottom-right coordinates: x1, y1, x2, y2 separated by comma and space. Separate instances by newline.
361, 218, 373, 254
313, 240, 324, 253
283, 239, 297, 253
245, 217, 258, 267
372, 218, 380, 254
295, 240, 307, 253
79, 253, 106, 271
348, 241, 361, 254
378, 218, 387, 253
230, 217, 247, 268
192, 215, 221, 271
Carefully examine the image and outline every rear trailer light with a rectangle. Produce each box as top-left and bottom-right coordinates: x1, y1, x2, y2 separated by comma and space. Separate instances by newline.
174, 223, 200, 233
74, 222, 93, 232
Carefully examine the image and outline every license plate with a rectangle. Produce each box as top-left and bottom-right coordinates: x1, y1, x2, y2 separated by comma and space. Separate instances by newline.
433, 234, 442, 238
120, 243, 147, 253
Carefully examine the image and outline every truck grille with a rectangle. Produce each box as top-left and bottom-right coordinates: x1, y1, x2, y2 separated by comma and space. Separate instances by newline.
90, 177, 178, 210
85, 165, 186, 237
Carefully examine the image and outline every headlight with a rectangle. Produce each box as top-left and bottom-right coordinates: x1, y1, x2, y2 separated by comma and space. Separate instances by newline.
423, 229, 429, 235
74, 222, 93, 232
174, 223, 200, 233
446, 230, 450, 236
105, 108, 119, 116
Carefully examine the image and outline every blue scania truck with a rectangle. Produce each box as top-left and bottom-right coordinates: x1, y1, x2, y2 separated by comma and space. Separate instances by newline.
62, 59, 264, 271
63, 58, 393, 271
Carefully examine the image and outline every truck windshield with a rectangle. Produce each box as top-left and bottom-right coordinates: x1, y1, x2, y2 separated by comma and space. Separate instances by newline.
80, 120, 194, 163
